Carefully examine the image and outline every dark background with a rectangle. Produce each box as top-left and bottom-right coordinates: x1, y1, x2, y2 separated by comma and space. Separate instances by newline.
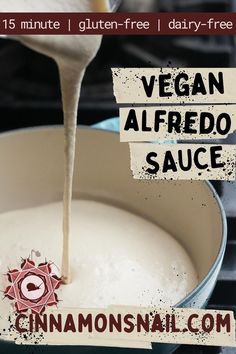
0, 0, 235, 131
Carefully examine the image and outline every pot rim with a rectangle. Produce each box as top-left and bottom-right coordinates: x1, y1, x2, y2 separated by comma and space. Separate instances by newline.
0, 124, 228, 308
89, 123, 228, 307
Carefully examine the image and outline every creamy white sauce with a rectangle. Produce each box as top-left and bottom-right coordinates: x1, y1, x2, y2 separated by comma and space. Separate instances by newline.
1, 0, 106, 284
0, 0, 198, 307
0, 200, 198, 309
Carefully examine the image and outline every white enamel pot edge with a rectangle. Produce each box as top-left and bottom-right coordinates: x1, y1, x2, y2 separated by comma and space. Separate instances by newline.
0, 124, 227, 354
91, 119, 227, 307
91, 122, 228, 354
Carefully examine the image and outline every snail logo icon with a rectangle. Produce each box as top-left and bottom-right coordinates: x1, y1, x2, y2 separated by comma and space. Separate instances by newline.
20, 274, 46, 301
4, 258, 61, 314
